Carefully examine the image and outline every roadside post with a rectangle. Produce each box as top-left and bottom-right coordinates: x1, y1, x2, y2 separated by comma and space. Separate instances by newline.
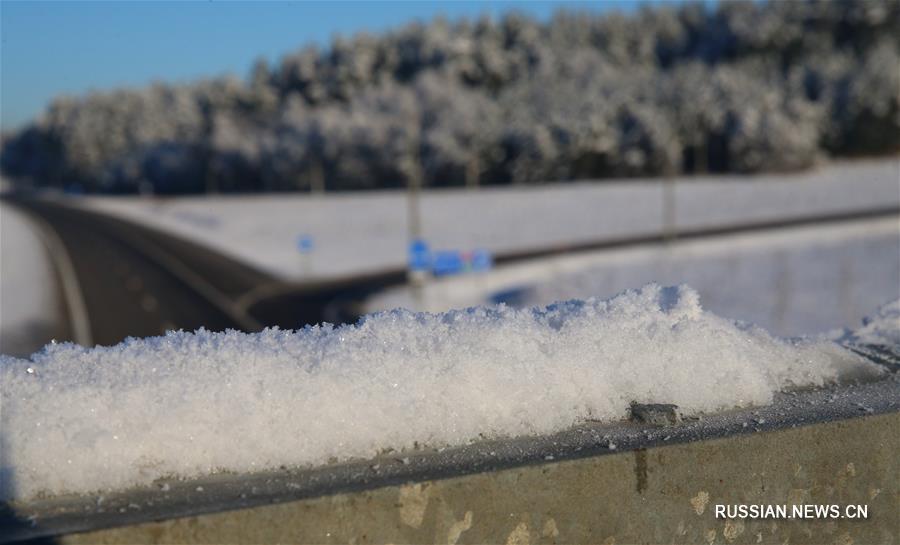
407, 239, 430, 309
297, 234, 314, 277
406, 136, 426, 309
663, 172, 677, 243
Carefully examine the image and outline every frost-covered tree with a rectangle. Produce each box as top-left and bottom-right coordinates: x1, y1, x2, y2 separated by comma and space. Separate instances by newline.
2, 0, 898, 193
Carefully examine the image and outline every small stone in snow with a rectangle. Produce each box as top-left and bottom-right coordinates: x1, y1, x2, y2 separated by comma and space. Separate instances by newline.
629, 402, 680, 426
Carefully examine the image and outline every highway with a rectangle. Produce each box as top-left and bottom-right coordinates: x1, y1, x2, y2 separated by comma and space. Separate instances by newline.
8, 199, 275, 347
7, 197, 900, 350
8, 198, 406, 348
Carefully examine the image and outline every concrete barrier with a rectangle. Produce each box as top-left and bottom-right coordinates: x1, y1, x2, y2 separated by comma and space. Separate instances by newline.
4, 377, 898, 544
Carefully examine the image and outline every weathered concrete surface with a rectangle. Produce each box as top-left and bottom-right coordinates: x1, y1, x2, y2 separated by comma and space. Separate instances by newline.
56, 411, 898, 545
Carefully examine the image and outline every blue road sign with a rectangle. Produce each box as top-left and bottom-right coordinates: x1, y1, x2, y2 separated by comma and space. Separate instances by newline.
470, 249, 493, 271
408, 239, 431, 272
297, 234, 314, 253
433, 250, 465, 276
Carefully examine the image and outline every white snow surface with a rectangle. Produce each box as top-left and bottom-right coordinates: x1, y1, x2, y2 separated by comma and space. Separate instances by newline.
0, 202, 62, 356
79, 159, 900, 280
369, 217, 900, 337
0, 284, 883, 501
840, 299, 900, 348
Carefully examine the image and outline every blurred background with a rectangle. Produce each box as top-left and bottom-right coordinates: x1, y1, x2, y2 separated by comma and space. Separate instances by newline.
1, 0, 898, 357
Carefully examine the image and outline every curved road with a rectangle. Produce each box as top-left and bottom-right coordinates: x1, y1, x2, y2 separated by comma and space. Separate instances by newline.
9, 197, 405, 348
10, 199, 270, 347
7, 196, 900, 349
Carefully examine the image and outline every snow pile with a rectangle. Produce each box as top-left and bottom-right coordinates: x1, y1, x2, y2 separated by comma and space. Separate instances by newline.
0, 284, 883, 501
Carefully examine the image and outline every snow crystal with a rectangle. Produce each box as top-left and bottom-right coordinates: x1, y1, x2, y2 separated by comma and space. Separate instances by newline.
0, 284, 883, 501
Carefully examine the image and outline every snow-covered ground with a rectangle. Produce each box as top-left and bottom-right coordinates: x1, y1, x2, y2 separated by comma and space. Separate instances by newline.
0, 201, 62, 357
79, 159, 900, 280
0, 284, 886, 501
369, 217, 900, 338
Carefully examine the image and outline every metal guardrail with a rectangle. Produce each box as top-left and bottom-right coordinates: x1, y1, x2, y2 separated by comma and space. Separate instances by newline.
3, 375, 897, 544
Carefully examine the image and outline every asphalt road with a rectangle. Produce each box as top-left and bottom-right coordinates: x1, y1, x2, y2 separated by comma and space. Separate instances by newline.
8, 197, 900, 350
9, 198, 407, 349
10, 199, 273, 347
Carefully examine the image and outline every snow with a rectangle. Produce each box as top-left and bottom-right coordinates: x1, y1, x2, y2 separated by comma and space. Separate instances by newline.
0, 202, 62, 356
368, 217, 900, 337
0, 284, 884, 501
79, 159, 900, 280
833, 299, 900, 366
847, 300, 900, 348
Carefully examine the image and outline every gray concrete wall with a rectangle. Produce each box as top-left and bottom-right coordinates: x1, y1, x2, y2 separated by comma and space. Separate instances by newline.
60, 412, 898, 545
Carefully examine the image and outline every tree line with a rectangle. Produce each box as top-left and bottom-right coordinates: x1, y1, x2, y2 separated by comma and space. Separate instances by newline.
2, 0, 898, 194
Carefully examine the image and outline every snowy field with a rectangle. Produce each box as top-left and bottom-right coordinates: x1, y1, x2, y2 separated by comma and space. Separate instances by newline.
369, 217, 900, 338
0, 201, 62, 357
0, 284, 887, 501
79, 159, 900, 280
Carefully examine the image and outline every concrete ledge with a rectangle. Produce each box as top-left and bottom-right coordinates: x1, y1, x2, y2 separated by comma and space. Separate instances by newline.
61, 412, 900, 545
4, 377, 898, 544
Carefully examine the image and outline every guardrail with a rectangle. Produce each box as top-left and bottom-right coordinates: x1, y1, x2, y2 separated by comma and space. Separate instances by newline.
3, 376, 897, 544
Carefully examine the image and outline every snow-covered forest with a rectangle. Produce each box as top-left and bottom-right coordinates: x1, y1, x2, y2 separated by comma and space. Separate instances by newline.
2, 0, 898, 194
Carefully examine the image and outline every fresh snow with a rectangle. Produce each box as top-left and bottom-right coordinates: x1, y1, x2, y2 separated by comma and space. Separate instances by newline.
79, 159, 900, 280
0, 201, 63, 356
368, 217, 900, 337
846, 300, 900, 348
833, 299, 900, 366
0, 284, 884, 501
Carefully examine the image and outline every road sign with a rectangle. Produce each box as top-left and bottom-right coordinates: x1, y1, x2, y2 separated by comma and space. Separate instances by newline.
408, 239, 431, 272
297, 235, 314, 254
433, 250, 464, 276
470, 249, 493, 272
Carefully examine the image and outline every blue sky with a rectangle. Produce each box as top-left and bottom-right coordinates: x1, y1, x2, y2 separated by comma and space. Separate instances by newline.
1, 1, 667, 130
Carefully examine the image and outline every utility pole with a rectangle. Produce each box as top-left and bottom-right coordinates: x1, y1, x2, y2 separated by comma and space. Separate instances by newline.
662, 175, 676, 243
465, 155, 480, 190
407, 130, 427, 310
662, 159, 677, 243
201, 100, 218, 195
310, 157, 325, 195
